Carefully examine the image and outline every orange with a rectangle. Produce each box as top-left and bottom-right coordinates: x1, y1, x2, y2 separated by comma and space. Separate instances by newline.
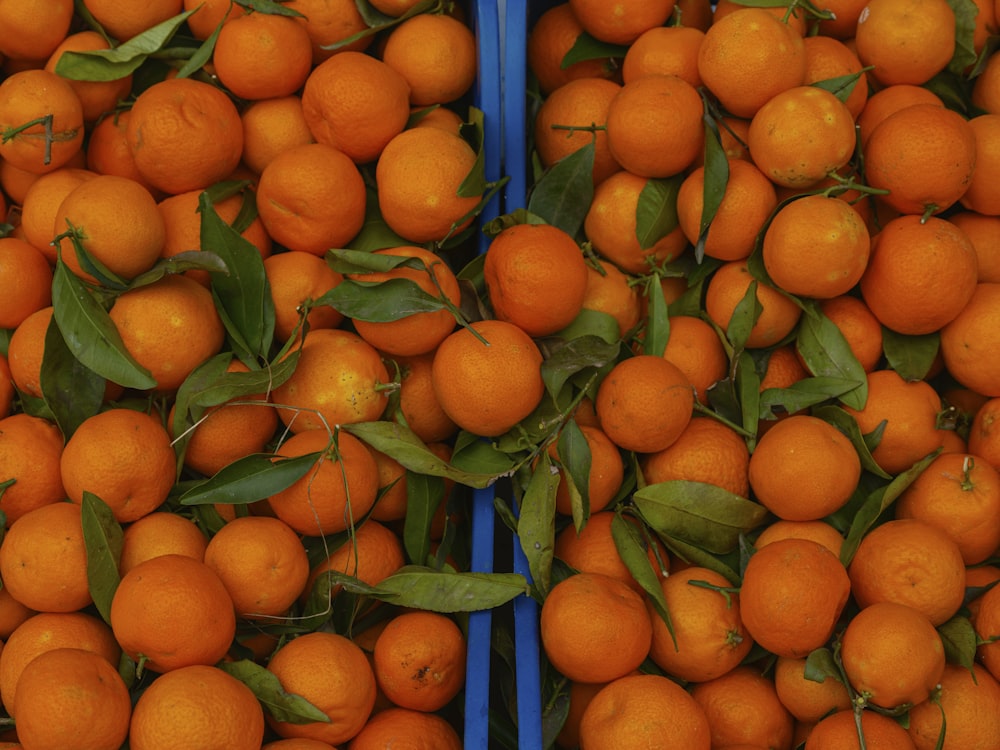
973, 50, 1000, 114
704, 260, 803, 349
430, 319, 545, 438
621, 25, 705, 87
80, 0, 183, 42
661, 316, 727, 405
864, 103, 977, 216
84, 109, 158, 192
351, 245, 463, 355
0, 501, 91, 613
372, 611, 466, 712
549, 424, 625, 517
266, 632, 377, 745
412, 105, 464, 134
374, 125, 480, 244
286, 0, 373, 62
555, 679, 612, 749
300, 50, 411, 165
0, 0, 74, 61
268, 428, 379, 537
368, 447, 408, 523
941, 283, 1000, 398
895, 452, 1000, 564
975, 581, 1000, 680
126, 76, 243, 195
128, 664, 265, 750
950, 211, 1000, 283
264, 250, 344, 343
605, 74, 704, 179
540, 571, 653, 684
774, 655, 852, 724
960, 114, 1000, 215
690, 665, 795, 750
204, 515, 310, 619
527, 3, 618, 95
183, 0, 245, 40
969, 396, 1000, 469
44, 30, 132, 123
305, 518, 405, 605
583, 170, 689, 274
854, 0, 956, 86
119, 511, 208, 575
739, 537, 852, 658
533, 76, 623, 186
748, 86, 857, 189
381, 12, 476, 107
391, 351, 459, 443
6, 305, 53, 400
907, 662, 1000, 750
856, 83, 943, 147
696, 7, 806, 119
110, 553, 236, 673
12, 647, 131, 750
641, 415, 750, 497
805, 708, 918, 749
816, 295, 884, 372
842, 368, 945, 475
0, 412, 64, 526
802, 35, 869, 119
0, 585, 34, 640
841, 601, 945, 708
595, 354, 695, 454
754, 519, 845, 557
647, 566, 753, 683
676, 158, 778, 262
256, 141, 366, 256
18, 165, 95, 262
579, 673, 711, 749
484, 222, 589, 336
349, 707, 463, 750
0, 69, 84, 174
272, 327, 391, 432
569, 0, 677, 45
748, 414, 861, 521
263, 741, 338, 750
763, 195, 870, 299
212, 12, 313, 101
848, 517, 966, 626
240, 95, 316, 175
0, 156, 48, 204
710, 0, 810, 34
553, 510, 669, 592
581, 259, 642, 337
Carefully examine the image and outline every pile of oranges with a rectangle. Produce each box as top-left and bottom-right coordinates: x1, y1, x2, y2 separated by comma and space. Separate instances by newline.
1, 0, 1000, 747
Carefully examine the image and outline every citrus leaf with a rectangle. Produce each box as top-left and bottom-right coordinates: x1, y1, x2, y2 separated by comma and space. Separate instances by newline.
517, 454, 560, 597
346, 187, 410, 253
882, 328, 940, 382
642, 277, 670, 358
695, 113, 729, 263
759, 376, 866, 417
803, 647, 845, 684
813, 404, 892, 479
612, 512, 674, 642
796, 302, 868, 410
401, 470, 445, 567
945, 0, 980, 74
635, 175, 682, 250
39, 313, 105, 438
319, 278, 450, 322
527, 142, 595, 238
178, 452, 322, 506
939, 615, 978, 672
654, 533, 742, 585
554, 307, 621, 345
219, 659, 330, 725
560, 30, 627, 67
82, 492, 123, 625
540, 333, 620, 403
726, 280, 762, 353
810, 71, 863, 103
556, 420, 591, 531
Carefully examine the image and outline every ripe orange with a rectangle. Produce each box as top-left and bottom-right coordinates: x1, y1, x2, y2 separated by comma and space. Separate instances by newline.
754, 519, 845, 557
704, 260, 803, 349
118, 511, 208, 575
647, 566, 753, 682
268, 428, 380, 537
16, 165, 94, 261
264, 250, 344, 343
960, 114, 1000, 215
749, 414, 861, 521
941, 283, 1000, 398
641, 415, 750, 497
710, 0, 809, 34
0, 501, 91, 613
805, 708, 918, 749
973, 51, 1000, 114
52, 173, 165, 281
110, 553, 236, 673
950, 211, 1000, 283
816, 295, 884, 373
802, 34, 869, 119
584, 169, 689, 274
0, 412, 65, 526
595, 354, 695, 454
484, 222, 589, 336
854, 0, 956, 86
0, 582, 34, 639
272, 327, 391, 433
6, 305, 53, 400
80, 0, 183, 42
300, 50, 411, 165
351, 245, 463, 355
569, 0, 676, 44
697, 7, 806, 119
381, 12, 476, 106
907, 663, 1000, 750
579, 673, 711, 749
774, 655, 852, 724
305, 518, 405, 605
841, 601, 945, 709
430, 318, 545, 437
974, 581, 1000, 680
621, 25, 705, 87
0, 0, 74, 61
549, 424, 625, 516
533, 76, 623, 186
968, 396, 1000, 469
128, 664, 265, 750
85, 108, 158, 192
690, 665, 796, 750
125, 76, 244, 195
540, 571, 653, 684
44, 30, 133, 123
212, 12, 313, 101
748, 86, 857, 189
739, 537, 852, 658
256, 142, 367, 256
848, 517, 966, 626
349, 707, 463, 750
527, 3, 619, 94
856, 83, 944, 147
240, 95, 316, 175
375, 125, 480, 244
864, 103, 977, 216
676, 158, 778, 262
391, 351, 459, 443
182, 0, 244, 39
581, 259, 642, 337
0, 69, 84, 174
266, 632, 377, 745
605, 74, 704, 179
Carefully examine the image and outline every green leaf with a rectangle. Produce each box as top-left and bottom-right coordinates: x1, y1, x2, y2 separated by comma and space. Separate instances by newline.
695, 114, 730, 263
81, 493, 123, 625
402, 470, 444, 567
553, 307, 622, 345
643, 279, 671, 359
319, 278, 450, 323
173, 17, 221, 79
938, 615, 978, 672
633, 480, 769, 555
759, 376, 867, 417
796, 302, 868, 410
635, 176, 682, 250
556, 420, 592, 531
346, 187, 411, 253
458, 107, 488, 198
945, 0, 980, 74
233, 0, 307, 17
813, 404, 892, 480
128, 252, 229, 289
517, 455, 560, 597
561, 30, 628, 67
527, 142, 595, 238
803, 647, 844, 684
810, 71, 863, 104
219, 659, 330, 725
726, 280, 763, 353
612, 513, 674, 642
655, 533, 742, 585
178, 452, 322, 506
39, 313, 105, 438
51, 261, 157, 390
882, 328, 940, 382
734, 349, 762, 444
540, 334, 620, 402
